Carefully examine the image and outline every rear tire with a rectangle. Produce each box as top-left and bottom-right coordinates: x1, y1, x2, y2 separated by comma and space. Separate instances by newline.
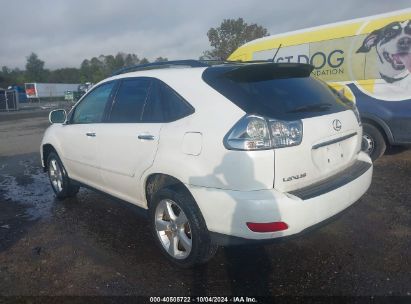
149, 187, 218, 268
47, 151, 79, 199
361, 123, 386, 161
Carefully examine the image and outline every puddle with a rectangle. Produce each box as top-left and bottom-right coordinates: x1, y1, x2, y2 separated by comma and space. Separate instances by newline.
0, 159, 55, 220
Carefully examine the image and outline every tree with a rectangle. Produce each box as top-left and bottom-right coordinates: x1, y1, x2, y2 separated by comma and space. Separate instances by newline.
0, 66, 26, 88
124, 54, 140, 66
104, 55, 116, 75
88, 57, 106, 83
140, 58, 149, 64
203, 18, 269, 60
2, 51, 157, 87
48, 68, 81, 83
114, 53, 126, 70
0, 66, 11, 87
154, 57, 168, 62
25, 52, 46, 82
2, 66, 11, 74
77, 53, 143, 82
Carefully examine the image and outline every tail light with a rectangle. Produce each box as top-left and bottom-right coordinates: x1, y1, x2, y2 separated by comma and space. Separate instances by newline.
269, 119, 303, 148
224, 115, 303, 150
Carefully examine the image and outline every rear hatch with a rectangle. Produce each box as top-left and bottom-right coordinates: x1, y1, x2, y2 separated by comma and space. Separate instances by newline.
203, 63, 362, 192
273, 110, 361, 192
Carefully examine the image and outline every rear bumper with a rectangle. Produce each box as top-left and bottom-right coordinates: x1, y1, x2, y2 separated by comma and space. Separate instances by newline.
187, 152, 373, 244
209, 200, 359, 246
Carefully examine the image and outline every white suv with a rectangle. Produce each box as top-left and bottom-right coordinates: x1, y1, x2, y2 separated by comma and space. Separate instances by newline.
41, 60, 373, 267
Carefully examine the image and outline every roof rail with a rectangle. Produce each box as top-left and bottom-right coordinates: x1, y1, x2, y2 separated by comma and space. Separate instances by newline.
111, 60, 210, 76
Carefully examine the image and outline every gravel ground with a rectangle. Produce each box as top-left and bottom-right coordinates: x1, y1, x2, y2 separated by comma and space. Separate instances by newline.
0, 110, 410, 297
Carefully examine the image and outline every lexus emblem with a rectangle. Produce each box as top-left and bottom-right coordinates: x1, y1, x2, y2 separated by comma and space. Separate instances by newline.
332, 119, 342, 131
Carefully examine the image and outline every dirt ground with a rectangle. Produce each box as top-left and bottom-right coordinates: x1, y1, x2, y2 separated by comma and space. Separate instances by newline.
0, 110, 410, 297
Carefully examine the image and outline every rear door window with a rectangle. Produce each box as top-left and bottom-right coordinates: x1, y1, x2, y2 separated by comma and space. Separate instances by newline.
141, 80, 164, 122
108, 78, 151, 123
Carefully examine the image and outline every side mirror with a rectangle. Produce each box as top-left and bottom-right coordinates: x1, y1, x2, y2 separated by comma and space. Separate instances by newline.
49, 109, 67, 124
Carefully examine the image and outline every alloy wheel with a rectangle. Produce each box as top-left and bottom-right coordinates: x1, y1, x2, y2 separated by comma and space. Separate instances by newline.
155, 199, 192, 259
49, 158, 63, 193
362, 133, 375, 155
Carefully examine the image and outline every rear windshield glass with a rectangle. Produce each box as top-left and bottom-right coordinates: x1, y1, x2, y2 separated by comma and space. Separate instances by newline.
202, 66, 351, 120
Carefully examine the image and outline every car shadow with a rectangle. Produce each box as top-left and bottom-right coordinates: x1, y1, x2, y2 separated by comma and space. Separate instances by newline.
0, 152, 280, 295
384, 145, 411, 156
189, 152, 281, 296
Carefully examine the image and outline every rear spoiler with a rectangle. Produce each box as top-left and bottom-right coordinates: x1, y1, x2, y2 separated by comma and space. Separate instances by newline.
223, 63, 314, 82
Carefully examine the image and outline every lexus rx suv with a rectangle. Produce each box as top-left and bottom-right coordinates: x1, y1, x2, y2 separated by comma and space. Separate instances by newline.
41, 60, 373, 267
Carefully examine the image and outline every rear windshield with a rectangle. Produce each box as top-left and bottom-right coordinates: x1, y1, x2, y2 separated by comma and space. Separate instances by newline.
202, 65, 351, 120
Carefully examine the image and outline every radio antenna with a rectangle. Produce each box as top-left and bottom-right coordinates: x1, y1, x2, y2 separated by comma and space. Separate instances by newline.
271, 44, 282, 62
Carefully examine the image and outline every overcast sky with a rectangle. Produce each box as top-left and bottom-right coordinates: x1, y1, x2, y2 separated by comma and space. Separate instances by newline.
1, 0, 410, 69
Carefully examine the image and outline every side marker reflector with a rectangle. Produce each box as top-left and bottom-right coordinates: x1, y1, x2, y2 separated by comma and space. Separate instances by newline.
246, 222, 288, 233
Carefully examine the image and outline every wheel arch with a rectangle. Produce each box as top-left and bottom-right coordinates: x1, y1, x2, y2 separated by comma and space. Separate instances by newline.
42, 143, 57, 171
360, 114, 393, 145
145, 173, 194, 208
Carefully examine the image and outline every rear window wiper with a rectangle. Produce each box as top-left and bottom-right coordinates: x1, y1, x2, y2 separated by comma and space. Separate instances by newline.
287, 102, 332, 113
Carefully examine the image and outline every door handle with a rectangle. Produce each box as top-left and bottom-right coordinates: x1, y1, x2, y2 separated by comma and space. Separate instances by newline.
138, 134, 155, 140
86, 132, 96, 137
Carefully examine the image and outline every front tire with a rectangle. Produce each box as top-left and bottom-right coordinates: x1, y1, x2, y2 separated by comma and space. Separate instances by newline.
47, 151, 79, 199
361, 123, 386, 161
149, 187, 218, 267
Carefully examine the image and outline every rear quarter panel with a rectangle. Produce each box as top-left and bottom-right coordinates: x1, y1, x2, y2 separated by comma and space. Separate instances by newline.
141, 71, 276, 204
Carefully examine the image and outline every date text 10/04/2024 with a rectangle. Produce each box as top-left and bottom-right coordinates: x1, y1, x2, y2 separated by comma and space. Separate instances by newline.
149, 296, 258, 303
